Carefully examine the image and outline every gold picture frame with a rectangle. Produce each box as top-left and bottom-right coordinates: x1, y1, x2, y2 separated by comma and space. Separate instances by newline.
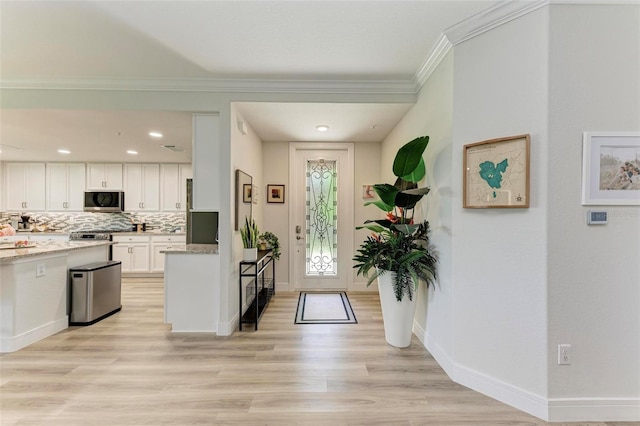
463, 134, 530, 208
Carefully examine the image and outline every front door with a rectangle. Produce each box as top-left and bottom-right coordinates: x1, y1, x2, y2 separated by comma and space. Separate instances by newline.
289, 143, 354, 291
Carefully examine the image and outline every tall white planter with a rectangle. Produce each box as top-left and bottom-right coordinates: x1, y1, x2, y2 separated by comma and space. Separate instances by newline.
376, 270, 418, 348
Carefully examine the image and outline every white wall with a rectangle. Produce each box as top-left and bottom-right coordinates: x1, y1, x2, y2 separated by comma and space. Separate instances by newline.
452, 6, 550, 408
230, 104, 264, 327
381, 3, 639, 422
546, 4, 640, 420
353, 142, 383, 290
378, 51, 455, 359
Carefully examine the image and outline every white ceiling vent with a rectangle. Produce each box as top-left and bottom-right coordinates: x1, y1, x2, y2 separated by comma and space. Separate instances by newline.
161, 145, 187, 152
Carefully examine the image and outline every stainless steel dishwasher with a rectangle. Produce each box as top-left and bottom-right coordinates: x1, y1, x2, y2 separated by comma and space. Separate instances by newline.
69, 261, 122, 325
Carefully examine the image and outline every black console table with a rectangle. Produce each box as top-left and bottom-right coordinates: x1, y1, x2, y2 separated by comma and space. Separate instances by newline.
239, 250, 275, 331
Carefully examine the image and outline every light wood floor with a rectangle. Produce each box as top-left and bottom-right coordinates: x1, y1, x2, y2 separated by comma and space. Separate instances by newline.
0, 278, 631, 425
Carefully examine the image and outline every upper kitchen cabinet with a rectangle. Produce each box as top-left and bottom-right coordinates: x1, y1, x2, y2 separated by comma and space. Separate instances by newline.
124, 164, 160, 211
4, 163, 46, 211
46, 163, 86, 211
86, 163, 123, 190
160, 164, 193, 211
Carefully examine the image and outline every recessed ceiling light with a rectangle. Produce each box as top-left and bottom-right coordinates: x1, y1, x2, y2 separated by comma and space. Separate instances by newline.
316, 125, 329, 132
149, 131, 163, 138
57, 149, 71, 154
127, 150, 138, 155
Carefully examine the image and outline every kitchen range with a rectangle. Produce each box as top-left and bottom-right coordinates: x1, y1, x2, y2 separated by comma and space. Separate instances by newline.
70, 230, 118, 260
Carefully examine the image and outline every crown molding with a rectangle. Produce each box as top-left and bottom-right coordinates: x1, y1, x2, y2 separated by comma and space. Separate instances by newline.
0, 76, 418, 95
444, 0, 550, 46
4, 1, 632, 96
411, 0, 550, 92
413, 34, 453, 90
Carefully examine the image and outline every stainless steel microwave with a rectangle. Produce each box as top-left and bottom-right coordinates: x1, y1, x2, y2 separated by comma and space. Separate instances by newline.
84, 191, 125, 212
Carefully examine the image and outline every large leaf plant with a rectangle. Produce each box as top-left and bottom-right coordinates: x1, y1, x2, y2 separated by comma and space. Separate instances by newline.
353, 136, 438, 301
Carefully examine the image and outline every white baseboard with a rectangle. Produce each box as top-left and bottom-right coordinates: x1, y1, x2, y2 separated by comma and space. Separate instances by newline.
548, 398, 640, 422
1, 316, 68, 353
276, 282, 291, 292
350, 280, 378, 292
419, 328, 640, 422
422, 329, 548, 420
218, 312, 239, 336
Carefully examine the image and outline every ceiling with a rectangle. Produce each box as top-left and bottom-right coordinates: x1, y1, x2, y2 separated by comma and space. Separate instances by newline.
0, 0, 501, 162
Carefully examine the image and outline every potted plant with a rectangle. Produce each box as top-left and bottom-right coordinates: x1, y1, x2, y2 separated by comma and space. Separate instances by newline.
258, 231, 281, 260
353, 135, 438, 348
240, 217, 259, 261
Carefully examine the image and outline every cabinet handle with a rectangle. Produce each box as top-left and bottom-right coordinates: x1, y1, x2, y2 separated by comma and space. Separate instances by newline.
176, 202, 179, 209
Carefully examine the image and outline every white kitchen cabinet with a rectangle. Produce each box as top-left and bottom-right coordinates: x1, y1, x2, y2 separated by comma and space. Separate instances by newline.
151, 235, 186, 272
46, 163, 86, 211
4, 163, 46, 211
86, 163, 123, 190
160, 164, 192, 211
124, 164, 160, 211
112, 235, 150, 273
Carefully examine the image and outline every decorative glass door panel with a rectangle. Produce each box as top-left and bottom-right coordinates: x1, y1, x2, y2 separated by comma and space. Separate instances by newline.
290, 143, 354, 291
306, 159, 337, 276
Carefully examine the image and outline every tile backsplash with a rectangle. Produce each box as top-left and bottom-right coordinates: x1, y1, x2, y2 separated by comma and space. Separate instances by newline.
0, 211, 185, 233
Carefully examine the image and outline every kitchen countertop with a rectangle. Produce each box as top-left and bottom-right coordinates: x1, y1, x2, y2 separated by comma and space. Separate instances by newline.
161, 244, 218, 254
0, 240, 116, 262
110, 231, 186, 236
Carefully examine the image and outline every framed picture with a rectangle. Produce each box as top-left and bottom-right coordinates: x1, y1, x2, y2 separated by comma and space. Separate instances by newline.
243, 184, 252, 203
463, 134, 530, 208
363, 184, 375, 199
267, 184, 285, 203
582, 131, 640, 205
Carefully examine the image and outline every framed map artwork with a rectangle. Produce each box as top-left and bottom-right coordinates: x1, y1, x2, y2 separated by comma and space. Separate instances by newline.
463, 134, 530, 208
581, 131, 640, 205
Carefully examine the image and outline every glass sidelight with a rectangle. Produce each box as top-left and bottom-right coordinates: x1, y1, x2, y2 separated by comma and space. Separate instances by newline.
305, 159, 338, 276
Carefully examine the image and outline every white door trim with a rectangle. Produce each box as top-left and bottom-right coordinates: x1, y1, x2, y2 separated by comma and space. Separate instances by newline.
288, 142, 354, 292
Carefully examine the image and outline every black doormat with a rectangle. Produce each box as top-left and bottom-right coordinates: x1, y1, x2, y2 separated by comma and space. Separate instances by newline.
295, 291, 357, 324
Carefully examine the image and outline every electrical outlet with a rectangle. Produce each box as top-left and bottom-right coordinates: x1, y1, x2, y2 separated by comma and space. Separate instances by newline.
36, 263, 46, 277
558, 344, 571, 365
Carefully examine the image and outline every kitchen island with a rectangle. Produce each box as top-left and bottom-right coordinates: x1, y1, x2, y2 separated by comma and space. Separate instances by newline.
161, 244, 221, 333
0, 240, 115, 352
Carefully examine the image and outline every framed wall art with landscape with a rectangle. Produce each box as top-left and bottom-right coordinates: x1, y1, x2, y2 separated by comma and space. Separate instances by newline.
463, 134, 530, 208
582, 131, 640, 205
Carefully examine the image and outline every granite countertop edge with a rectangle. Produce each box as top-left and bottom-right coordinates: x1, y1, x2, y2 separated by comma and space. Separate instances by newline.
161, 244, 218, 254
111, 232, 187, 237
0, 241, 116, 262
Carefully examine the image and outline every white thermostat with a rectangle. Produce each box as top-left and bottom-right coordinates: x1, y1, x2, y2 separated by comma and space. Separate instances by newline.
587, 210, 608, 225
